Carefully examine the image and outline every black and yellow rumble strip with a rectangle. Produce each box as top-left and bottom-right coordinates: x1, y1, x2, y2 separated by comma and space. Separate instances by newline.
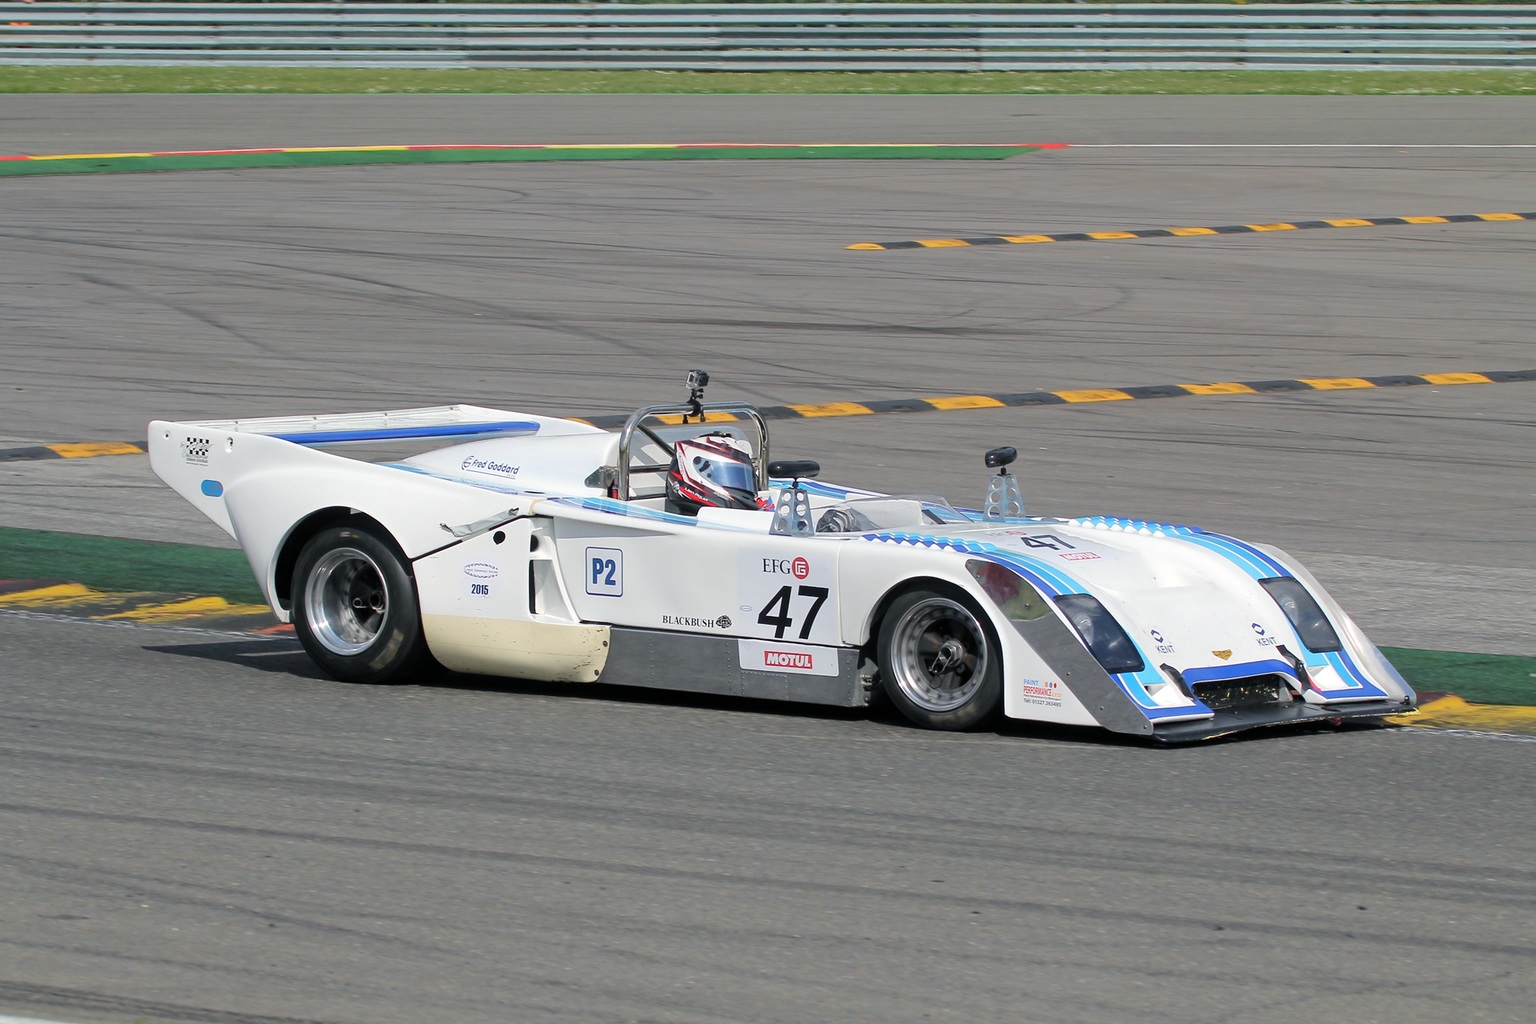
0, 441, 146, 462
5, 369, 1532, 462
848, 211, 1536, 251
576, 368, 1536, 429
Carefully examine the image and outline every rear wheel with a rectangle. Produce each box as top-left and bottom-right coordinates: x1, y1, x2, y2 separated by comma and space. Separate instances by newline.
878, 588, 1002, 730
291, 525, 433, 685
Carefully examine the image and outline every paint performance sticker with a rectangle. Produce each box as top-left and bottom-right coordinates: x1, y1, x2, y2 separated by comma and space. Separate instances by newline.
1018, 677, 1064, 708
738, 639, 839, 677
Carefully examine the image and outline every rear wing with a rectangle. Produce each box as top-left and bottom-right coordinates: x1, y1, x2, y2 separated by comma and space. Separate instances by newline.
164, 404, 600, 447
149, 404, 602, 536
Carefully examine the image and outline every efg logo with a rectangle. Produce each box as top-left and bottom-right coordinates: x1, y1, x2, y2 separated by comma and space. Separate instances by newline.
762, 556, 811, 579
764, 650, 814, 670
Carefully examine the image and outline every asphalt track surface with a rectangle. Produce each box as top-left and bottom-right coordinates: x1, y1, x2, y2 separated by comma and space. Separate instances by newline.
1, 96, 1535, 1023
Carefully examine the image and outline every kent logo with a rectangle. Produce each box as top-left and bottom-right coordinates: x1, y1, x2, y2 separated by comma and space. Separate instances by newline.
764, 650, 814, 670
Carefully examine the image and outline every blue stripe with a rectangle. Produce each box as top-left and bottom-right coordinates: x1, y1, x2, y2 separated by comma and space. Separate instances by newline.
856, 532, 1194, 717
1153, 535, 1377, 696
1101, 654, 1214, 719
1074, 518, 1279, 582
1068, 515, 1196, 536
1182, 658, 1297, 687
554, 495, 699, 526
854, 532, 1201, 719
1206, 531, 1290, 576
1176, 533, 1272, 580
860, 531, 1085, 598
986, 547, 1081, 597
972, 549, 1069, 599
782, 478, 880, 501
1270, 641, 1386, 700
940, 535, 1083, 594
1069, 515, 1284, 590
1112, 662, 1185, 713
1186, 531, 1289, 579
1320, 649, 1389, 698
273, 420, 542, 445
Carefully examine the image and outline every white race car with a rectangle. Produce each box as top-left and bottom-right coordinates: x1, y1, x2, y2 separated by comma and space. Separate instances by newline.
150, 372, 1415, 742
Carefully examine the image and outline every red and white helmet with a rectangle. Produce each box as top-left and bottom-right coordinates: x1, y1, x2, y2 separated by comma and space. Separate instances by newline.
665, 433, 759, 516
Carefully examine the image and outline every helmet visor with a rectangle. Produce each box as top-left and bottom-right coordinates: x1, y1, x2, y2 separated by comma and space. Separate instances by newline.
692, 453, 756, 492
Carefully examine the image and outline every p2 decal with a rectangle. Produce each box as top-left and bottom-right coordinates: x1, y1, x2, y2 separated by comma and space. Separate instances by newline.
585, 547, 624, 597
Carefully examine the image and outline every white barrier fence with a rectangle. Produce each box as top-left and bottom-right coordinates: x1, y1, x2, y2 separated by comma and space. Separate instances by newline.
3, 3, 1535, 71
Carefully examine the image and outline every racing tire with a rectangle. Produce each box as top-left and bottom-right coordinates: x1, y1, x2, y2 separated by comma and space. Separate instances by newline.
291, 525, 434, 685
877, 587, 1002, 731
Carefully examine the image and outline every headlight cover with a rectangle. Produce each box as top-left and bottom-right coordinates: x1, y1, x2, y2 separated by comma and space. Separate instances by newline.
1052, 594, 1145, 675
1259, 577, 1343, 653
966, 559, 1050, 621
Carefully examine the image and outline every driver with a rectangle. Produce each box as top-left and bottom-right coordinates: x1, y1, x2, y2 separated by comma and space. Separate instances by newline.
665, 433, 762, 516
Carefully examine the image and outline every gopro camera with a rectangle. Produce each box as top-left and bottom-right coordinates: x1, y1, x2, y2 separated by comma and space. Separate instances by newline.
686, 369, 710, 391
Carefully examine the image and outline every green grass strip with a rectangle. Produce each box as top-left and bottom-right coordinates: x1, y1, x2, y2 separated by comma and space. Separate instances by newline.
0, 526, 264, 605
0, 143, 1035, 177
1382, 647, 1536, 708
3, 67, 1535, 96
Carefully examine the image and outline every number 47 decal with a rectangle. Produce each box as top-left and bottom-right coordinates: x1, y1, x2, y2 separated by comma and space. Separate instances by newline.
757, 585, 829, 640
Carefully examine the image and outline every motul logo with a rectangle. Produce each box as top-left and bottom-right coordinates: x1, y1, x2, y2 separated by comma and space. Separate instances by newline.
764, 650, 814, 670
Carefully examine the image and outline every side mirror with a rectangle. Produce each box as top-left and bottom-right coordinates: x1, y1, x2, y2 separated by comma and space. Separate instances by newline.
768, 459, 820, 480
985, 446, 1017, 470
768, 460, 819, 537
983, 446, 1024, 520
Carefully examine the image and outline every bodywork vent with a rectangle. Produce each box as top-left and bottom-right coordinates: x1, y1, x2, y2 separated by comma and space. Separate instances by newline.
1191, 676, 1288, 711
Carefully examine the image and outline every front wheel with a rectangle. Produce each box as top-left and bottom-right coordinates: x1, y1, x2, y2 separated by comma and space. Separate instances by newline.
291, 525, 433, 685
878, 588, 1002, 730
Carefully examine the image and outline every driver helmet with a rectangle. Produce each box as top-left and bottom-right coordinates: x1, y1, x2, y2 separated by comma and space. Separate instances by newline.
666, 433, 759, 516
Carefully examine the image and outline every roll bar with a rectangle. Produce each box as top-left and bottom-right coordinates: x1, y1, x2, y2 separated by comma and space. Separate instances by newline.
614, 401, 771, 502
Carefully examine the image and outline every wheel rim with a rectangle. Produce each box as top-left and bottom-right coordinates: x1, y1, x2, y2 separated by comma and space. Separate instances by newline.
303, 546, 389, 656
888, 596, 990, 713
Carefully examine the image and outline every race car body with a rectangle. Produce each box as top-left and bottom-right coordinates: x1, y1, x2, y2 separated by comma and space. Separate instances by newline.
149, 378, 1415, 742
